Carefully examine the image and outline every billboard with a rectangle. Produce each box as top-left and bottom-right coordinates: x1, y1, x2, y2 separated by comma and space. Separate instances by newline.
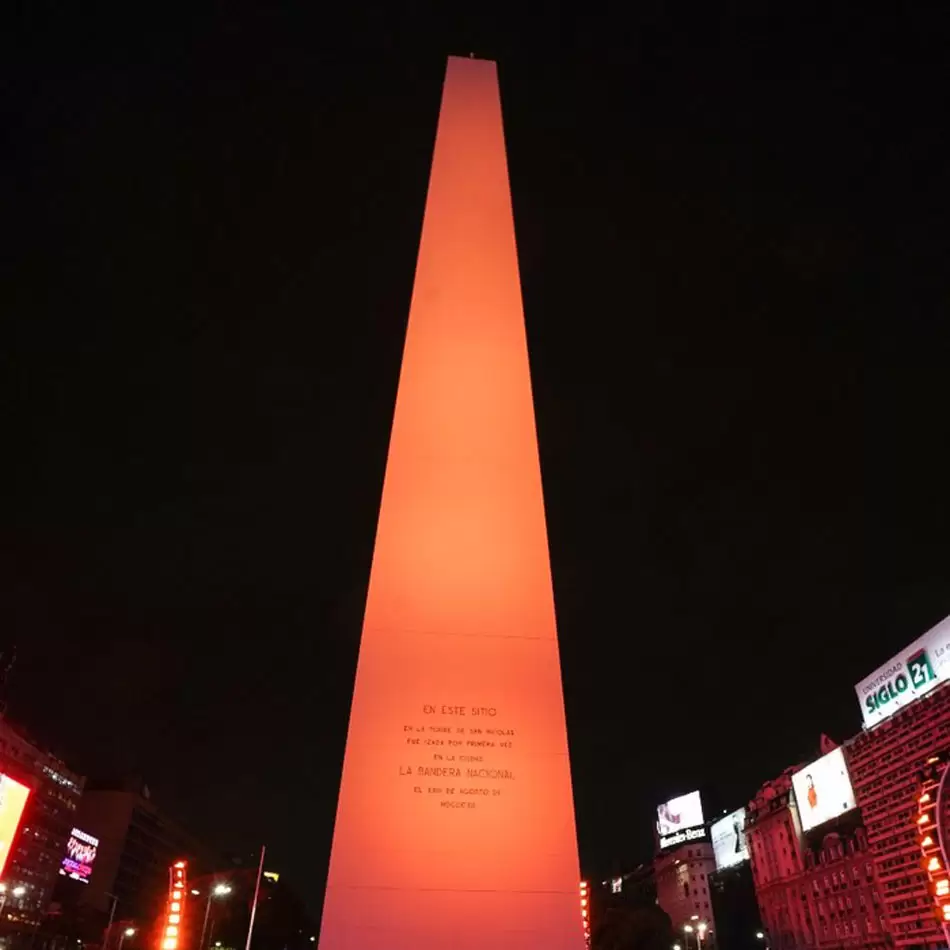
0, 774, 31, 878
792, 748, 856, 832
711, 808, 749, 869
657, 790, 705, 849
60, 827, 99, 883
855, 614, 950, 728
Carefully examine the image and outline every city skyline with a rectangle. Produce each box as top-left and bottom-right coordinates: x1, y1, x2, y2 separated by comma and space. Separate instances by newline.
5, 2, 950, 921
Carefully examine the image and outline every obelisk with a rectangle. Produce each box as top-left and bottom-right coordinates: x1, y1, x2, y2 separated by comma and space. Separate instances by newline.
318, 56, 584, 949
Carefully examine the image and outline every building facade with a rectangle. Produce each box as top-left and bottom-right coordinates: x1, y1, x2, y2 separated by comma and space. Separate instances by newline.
74, 778, 217, 927
847, 679, 950, 949
655, 840, 718, 945
709, 861, 763, 950
745, 764, 890, 950
0, 718, 84, 937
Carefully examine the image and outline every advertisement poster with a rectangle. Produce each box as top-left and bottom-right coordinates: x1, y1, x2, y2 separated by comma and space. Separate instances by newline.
0, 774, 31, 878
855, 614, 950, 728
792, 748, 857, 832
60, 828, 99, 883
711, 808, 749, 869
656, 790, 705, 849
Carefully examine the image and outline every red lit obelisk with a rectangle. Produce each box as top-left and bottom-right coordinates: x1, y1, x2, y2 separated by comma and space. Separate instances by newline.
318, 57, 584, 950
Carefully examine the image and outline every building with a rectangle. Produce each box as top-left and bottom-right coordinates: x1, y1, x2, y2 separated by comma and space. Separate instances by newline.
847, 679, 950, 948
709, 860, 763, 950
73, 777, 217, 928
0, 717, 84, 936
600, 862, 657, 912
655, 841, 717, 945
588, 862, 656, 941
745, 757, 890, 949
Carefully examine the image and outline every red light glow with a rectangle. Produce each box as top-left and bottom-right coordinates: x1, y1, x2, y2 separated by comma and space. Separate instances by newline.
161, 862, 187, 950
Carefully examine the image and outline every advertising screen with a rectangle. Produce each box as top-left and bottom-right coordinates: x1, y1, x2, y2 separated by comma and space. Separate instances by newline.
855, 614, 950, 728
656, 790, 705, 849
711, 808, 749, 870
60, 827, 99, 883
792, 748, 857, 832
0, 774, 31, 878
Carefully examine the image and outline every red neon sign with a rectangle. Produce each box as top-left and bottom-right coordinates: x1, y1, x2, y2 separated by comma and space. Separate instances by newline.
160, 860, 187, 950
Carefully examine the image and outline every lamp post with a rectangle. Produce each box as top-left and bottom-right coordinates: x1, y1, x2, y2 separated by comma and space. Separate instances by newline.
697, 920, 707, 949
756, 930, 770, 950
683, 923, 694, 949
118, 928, 136, 950
102, 893, 120, 950
198, 883, 232, 950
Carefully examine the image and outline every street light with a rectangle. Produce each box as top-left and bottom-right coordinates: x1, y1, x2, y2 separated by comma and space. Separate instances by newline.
697, 921, 707, 949
118, 928, 136, 950
199, 883, 233, 950
0, 884, 27, 917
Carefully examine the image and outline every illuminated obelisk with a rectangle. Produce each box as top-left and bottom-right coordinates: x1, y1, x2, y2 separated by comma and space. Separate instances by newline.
318, 57, 584, 950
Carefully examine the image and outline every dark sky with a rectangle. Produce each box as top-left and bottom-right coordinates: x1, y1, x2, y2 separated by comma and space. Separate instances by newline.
4, 2, 949, 910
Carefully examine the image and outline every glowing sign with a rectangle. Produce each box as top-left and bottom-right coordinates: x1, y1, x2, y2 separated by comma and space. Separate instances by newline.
792, 748, 857, 832
60, 827, 99, 883
855, 614, 950, 728
580, 881, 591, 946
711, 808, 749, 870
657, 791, 705, 849
318, 56, 583, 949
162, 860, 187, 950
0, 773, 31, 878
916, 754, 950, 932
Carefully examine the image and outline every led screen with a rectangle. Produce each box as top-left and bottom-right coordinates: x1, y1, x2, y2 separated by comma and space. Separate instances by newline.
792, 748, 857, 832
0, 774, 31, 878
855, 614, 950, 728
711, 808, 749, 870
60, 827, 99, 883
656, 790, 705, 849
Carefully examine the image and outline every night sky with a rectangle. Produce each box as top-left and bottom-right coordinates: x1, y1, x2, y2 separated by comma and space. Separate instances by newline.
4, 3, 949, 910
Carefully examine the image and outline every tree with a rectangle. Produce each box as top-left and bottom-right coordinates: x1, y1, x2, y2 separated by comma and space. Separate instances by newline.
592, 904, 675, 950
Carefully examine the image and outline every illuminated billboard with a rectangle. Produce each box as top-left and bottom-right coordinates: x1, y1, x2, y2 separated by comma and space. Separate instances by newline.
60, 827, 99, 883
0, 773, 31, 878
792, 748, 857, 832
657, 790, 705, 849
855, 614, 950, 728
711, 808, 749, 870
